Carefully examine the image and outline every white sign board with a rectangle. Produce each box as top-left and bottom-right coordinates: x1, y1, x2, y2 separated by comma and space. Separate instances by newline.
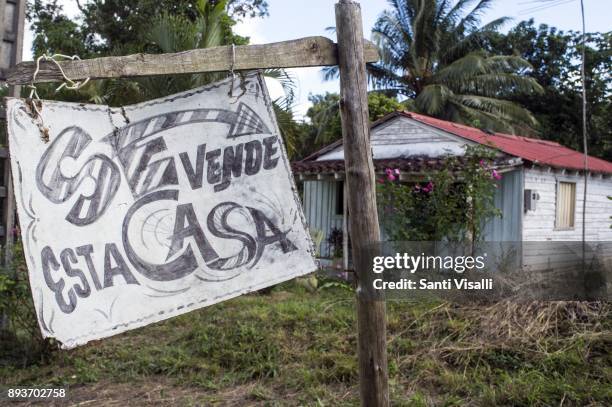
6, 73, 316, 348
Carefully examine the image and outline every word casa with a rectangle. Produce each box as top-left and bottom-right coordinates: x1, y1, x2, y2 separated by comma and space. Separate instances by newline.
40, 198, 297, 314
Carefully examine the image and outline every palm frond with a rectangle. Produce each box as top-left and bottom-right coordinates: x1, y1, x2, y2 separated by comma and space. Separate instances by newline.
433, 53, 539, 91
452, 73, 544, 96
441, 17, 511, 62
263, 69, 297, 105
415, 84, 454, 116
452, 94, 539, 128
322, 66, 339, 81
444, 0, 480, 26
456, 0, 496, 31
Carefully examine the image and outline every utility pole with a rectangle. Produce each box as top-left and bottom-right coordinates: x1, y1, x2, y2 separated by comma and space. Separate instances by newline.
579, 0, 589, 290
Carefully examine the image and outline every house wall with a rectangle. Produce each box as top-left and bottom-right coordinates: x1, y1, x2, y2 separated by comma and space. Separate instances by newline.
521, 168, 612, 290
302, 180, 343, 258
301, 167, 612, 273
523, 168, 612, 241
482, 169, 523, 241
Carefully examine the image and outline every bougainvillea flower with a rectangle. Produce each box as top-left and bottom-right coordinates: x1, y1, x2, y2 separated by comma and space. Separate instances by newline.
421, 181, 434, 193
385, 168, 396, 181
492, 170, 502, 180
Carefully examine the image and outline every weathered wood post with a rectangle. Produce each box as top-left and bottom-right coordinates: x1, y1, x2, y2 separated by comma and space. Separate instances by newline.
1, 0, 25, 262
335, 1, 389, 405
0, 0, 26, 331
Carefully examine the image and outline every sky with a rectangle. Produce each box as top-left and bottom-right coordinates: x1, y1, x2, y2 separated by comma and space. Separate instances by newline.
22, 0, 612, 119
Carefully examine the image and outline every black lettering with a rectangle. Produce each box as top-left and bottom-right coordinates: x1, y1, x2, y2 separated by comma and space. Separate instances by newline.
215, 144, 244, 192
262, 136, 279, 170
206, 202, 257, 269
179, 143, 206, 190
103, 243, 139, 288
76, 244, 102, 291
60, 248, 91, 298
41, 246, 77, 314
244, 140, 263, 175
206, 149, 222, 185
247, 207, 297, 265
124, 190, 209, 281
168, 203, 220, 263
36, 127, 120, 226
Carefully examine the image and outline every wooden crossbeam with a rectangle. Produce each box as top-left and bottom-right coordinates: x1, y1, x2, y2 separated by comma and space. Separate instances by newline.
8, 36, 379, 85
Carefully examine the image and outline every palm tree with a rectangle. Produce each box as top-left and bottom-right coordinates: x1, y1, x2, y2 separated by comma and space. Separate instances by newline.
369, 0, 544, 133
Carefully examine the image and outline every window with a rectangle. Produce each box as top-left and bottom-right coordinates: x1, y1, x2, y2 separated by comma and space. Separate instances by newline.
335, 181, 344, 216
555, 181, 576, 229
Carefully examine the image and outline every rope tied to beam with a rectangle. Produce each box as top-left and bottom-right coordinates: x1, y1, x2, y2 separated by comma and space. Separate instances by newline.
27, 53, 91, 103
25, 54, 91, 142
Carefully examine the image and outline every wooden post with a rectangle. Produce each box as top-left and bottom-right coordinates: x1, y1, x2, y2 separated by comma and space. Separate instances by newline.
2, 0, 25, 263
0, 0, 26, 331
335, 1, 389, 406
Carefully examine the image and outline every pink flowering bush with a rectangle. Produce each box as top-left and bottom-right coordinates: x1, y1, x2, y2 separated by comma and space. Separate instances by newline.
377, 145, 501, 241
384, 168, 400, 182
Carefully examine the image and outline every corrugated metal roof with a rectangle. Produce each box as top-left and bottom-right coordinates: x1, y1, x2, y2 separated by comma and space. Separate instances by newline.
295, 111, 612, 174
292, 155, 518, 174
401, 112, 612, 174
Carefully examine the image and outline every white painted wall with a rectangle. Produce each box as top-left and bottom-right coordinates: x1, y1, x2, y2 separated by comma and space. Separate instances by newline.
316, 117, 475, 161
523, 167, 612, 241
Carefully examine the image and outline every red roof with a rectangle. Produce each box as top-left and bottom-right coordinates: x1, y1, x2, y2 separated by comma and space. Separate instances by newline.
400, 112, 612, 174
292, 155, 517, 174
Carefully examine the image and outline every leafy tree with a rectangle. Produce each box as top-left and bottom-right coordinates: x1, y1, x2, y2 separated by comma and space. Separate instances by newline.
273, 100, 312, 160
305, 93, 342, 148
28, 0, 264, 57
303, 92, 403, 151
27, 0, 91, 57
369, 91, 404, 121
27, 0, 277, 104
115, 1, 233, 103
364, 0, 543, 133
488, 21, 611, 160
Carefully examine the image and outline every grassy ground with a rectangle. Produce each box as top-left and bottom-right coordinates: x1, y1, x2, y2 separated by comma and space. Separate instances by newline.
0, 279, 610, 406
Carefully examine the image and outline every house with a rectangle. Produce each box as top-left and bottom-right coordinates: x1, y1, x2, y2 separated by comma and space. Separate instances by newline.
292, 111, 612, 267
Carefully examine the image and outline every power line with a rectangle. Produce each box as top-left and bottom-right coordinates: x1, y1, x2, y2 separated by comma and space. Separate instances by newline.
519, 0, 577, 15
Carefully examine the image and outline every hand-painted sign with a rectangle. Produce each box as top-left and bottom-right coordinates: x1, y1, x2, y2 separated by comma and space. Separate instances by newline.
6, 73, 316, 348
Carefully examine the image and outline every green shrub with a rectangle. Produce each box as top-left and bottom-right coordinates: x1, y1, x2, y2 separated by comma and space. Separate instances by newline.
377, 145, 501, 242
0, 241, 54, 365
